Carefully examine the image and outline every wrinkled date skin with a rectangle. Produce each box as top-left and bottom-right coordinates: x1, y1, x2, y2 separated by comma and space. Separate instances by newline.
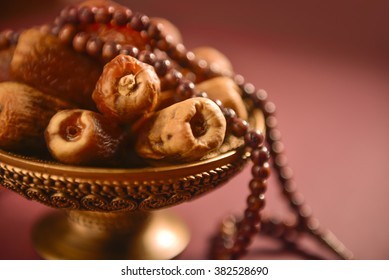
0, 46, 15, 83
192, 46, 234, 77
196, 76, 248, 120
136, 97, 226, 163
0, 81, 73, 153
45, 109, 128, 166
10, 28, 102, 109
92, 54, 161, 123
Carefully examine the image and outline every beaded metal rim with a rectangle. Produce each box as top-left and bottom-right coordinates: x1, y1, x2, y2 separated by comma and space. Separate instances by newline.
0, 147, 248, 212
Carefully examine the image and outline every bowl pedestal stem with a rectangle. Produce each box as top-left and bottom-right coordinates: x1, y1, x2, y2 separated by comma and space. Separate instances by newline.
31, 209, 190, 260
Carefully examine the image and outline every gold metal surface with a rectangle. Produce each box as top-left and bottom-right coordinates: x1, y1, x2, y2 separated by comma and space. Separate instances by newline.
32, 210, 190, 260
0, 148, 249, 211
0, 109, 264, 259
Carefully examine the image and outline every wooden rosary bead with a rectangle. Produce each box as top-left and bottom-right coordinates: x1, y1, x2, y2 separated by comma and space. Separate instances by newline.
189, 59, 211, 82
250, 146, 270, 165
263, 100, 277, 115
269, 128, 282, 141
251, 89, 268, 107
147, 23, 163, 41
154, 38, 171, 52
291, 192, 305, 208
249, 179, 267, 195
58, 6, 70, 21
63, 6, 79, 24
194, 91, 208, 99
53, 14, 65, 27
72, 31, 90, 53
251, 162, 271, 179
235, 232, 252, 246
274, 153, 288, 167
50, 25, 61, 37
247, 194, 266, 211
279, 166, 293, 181
299, 204, 313, 220
233, 74, 245, 87
58, 24, 78, 44
102, 41, 119, 61
231, 245, 246, 258
86, 36, 103, 57
138, 50, 157, 66
266, 115, 278, 128
244, 129, 265, 149
306, 217, 320, 232
164, 68, 183, 88
213, 99, 224, 111
244, 208, 261, 225
283, 227, 299, 244
230, 117, 249, 137
240, 220, 260, 237
154, 59, 171, 76
119, 44, 139, 58
260, 217, 300, 244
112, 9, 131, 26
223, 108, 237, 125
167, 43, 187, 62
78, 6, 94, 24
130, 13, 150, 32
268, 222, 286, 238
243, 82, 255, 97
283, 179, 297, 193
272, 140, 285, 155
175, 80, 196, 101
94, 7, 112, 24
193, 58, 210, 77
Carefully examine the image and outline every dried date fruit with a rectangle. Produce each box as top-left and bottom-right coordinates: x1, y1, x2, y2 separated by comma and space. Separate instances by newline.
196, 76, 248, 120
10, 28, 102, 109
45, 109, 128, 166
192, 46, 234, 77
150, 17, 183, 46
92, 54, 160, 123
156, 76, 248, 121
0, 81, 73, 153
135, 97, 226, 163
0, 46, 15, 83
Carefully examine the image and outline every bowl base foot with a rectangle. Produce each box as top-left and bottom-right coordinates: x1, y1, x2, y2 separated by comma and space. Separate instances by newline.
32, 210, 190, 260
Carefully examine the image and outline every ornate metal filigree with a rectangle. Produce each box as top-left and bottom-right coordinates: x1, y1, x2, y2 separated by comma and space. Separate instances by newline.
0, 154, 247, 212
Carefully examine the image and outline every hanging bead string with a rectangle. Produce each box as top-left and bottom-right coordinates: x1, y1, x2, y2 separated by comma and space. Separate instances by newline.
260, 216, 300, 245
259, 216, 354, 260
259, 216, 328, 259
52, 4, 218, 82
236, 77, 354, 260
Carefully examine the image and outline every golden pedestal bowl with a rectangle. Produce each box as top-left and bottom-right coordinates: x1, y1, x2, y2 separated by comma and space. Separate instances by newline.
0, 110, 264, 260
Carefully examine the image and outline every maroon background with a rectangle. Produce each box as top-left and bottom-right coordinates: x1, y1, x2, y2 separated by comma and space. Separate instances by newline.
1, 0, 389, 260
